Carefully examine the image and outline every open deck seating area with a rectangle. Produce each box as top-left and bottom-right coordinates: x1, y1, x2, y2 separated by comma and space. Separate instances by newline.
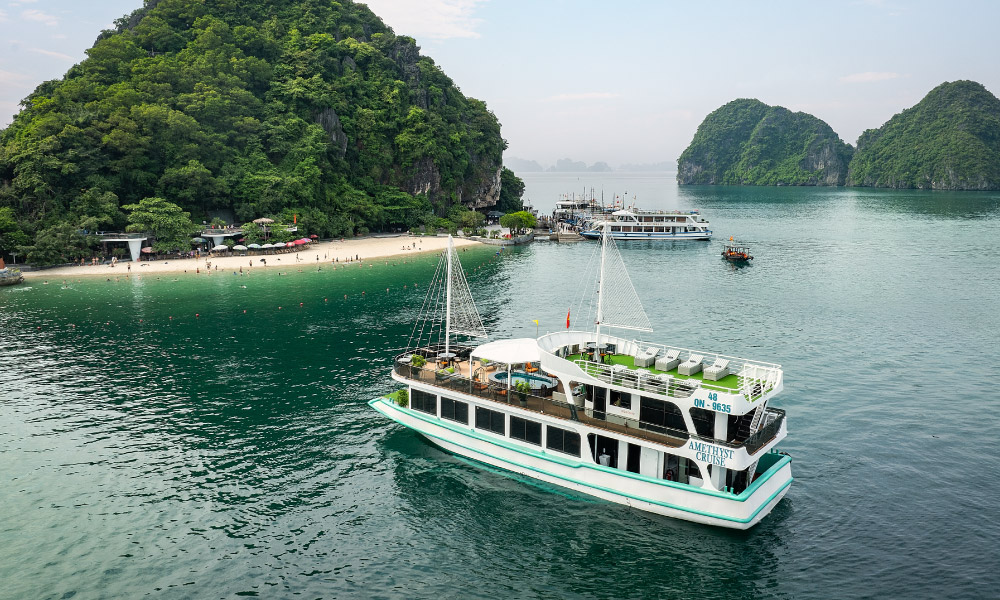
566, 352, 743, 391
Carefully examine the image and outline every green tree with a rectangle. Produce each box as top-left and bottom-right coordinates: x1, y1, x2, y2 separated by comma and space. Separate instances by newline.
497, 167, 525, 213
123, 197, 199, 252
500, 210, 536, 235
70, 188, 124, 233
240, 221, 264, 244
18, 222, 90, 266
0, 207, 30, 261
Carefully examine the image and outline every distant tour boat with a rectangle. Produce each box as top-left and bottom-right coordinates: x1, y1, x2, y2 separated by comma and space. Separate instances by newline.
371, 230, 791, 529
580, 208, 712, 240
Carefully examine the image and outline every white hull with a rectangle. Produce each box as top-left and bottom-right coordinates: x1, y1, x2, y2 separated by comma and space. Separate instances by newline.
579, 229, 712, 241
371, 394, 792, 530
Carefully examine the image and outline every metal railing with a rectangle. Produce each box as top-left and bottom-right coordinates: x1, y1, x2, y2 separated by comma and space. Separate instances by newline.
394, 352, 785, 455
574, 359, 725, 398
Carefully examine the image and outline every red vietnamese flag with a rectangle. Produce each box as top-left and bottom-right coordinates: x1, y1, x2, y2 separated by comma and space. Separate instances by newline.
566, 308, 570, 329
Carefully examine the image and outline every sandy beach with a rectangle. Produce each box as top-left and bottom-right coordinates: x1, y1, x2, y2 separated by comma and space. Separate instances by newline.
21, 234, 482, 280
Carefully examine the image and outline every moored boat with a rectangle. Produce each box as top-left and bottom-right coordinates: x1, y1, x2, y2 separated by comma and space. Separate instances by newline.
371, 231, 790, 529
580, 208, 712, 240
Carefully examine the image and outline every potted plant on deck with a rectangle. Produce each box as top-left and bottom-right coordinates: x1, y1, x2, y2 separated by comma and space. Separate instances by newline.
409, 354, 427, 378
515, 381, 531, 407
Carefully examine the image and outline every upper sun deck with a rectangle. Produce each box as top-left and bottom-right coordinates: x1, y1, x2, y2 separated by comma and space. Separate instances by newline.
536, 331, 782, 415
607, 209, 709, 222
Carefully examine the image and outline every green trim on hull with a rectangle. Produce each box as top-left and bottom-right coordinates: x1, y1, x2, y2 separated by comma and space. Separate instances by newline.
370, 396, 792, 525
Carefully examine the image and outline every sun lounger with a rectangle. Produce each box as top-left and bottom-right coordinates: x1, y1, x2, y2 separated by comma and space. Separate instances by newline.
655, 349, 681, 372
633, 346, 659, 368
703, 358, 730, 381
678, 354, 704, 376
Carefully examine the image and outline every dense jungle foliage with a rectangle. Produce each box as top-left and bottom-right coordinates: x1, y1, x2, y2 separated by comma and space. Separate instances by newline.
847, 80, 1000, 189
0, 0, 522, 264
677, 99, 853, 186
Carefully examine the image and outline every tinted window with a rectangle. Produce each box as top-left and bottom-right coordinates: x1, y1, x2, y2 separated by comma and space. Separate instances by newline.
547, 425, 581, 456
440, 397, 468, 424
411, 389, 437, 415
475, 406, 505, 435
510, 416, 542, 445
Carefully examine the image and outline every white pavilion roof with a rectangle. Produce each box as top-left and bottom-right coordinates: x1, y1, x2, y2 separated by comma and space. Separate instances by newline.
472, 338, 540, 364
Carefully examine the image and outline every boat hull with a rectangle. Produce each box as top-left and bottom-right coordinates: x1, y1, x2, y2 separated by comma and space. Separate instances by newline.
579, 230, 712, 241
371, 396, 792, 529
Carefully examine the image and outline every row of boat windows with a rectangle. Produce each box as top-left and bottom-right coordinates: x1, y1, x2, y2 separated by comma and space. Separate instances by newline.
412, 389, 581, 457
590, 386, 755, 441
607, 226, 704, 232
412, 389, 753, 490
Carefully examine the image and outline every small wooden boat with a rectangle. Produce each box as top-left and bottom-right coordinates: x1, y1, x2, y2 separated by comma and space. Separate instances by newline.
721, 243, 753, 262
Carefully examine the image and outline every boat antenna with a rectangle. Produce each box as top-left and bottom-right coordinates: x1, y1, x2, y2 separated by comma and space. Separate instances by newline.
595, 222, 608, 346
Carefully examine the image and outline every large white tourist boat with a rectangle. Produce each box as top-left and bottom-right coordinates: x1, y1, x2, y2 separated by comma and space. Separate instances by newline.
370, 231, 791, 529
580, 208, 712, 240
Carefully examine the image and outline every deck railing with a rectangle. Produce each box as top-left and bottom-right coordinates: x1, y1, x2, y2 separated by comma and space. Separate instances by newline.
394, 352, 784, 455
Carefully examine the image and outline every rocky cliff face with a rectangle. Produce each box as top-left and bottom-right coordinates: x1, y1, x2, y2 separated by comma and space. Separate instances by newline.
677, 99, 853, 186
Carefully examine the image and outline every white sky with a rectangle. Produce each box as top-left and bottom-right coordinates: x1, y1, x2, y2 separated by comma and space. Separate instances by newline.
2, 0, 999, 168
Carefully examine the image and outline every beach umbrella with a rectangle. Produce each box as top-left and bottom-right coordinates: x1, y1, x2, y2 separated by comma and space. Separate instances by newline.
247, 243, 262, 249
191, 237, 206, 243
309, 234, 319, 239
232, 245, 248, 251
294, 239, 306, 245
252, 217, 274, 224
141, 247, 153, 254
261, 243, 275, 249
273, 242, 286, 248
301, 238, 311, 243
211, 245, 228, 252
238, 238, 245, 243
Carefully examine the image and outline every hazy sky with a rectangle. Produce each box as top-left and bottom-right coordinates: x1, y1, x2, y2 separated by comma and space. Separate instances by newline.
3, 1, 999, 168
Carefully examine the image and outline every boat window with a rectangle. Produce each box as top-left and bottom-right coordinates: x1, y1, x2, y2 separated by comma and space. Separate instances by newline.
688, 407, 715, 438
547, 425, 581, 457
610, 390, 631, 410
411, 389, 437, 415
441, 397, 468, 424
685, 459, 702, 482
475, 406, 505, 435
639, 397, 687, 433
587, 433, 617, 466
510, 416, 542, 445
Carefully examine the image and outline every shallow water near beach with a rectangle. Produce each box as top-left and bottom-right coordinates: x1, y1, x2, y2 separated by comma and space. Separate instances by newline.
2, 176, 999, 599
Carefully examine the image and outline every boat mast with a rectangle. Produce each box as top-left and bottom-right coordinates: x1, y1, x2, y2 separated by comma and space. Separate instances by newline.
595, 223, 607, 345
445, 235, 453, 356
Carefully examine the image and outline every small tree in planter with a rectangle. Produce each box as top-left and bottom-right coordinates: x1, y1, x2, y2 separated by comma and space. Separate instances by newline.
515, 381, 531, 407
409, 354, 427, 377
393, 388, 409, 408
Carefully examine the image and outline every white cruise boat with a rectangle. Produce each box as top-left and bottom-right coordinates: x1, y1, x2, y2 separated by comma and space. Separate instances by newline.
580, 208, 712, 240
370, 232, 790, 529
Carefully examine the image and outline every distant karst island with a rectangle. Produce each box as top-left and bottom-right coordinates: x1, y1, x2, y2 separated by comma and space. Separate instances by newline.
677, 80, 1000, 190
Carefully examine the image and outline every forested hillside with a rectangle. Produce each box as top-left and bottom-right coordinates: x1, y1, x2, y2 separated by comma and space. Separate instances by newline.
0, 0, 520, 263
677, 99, 853, 186
847, 80, 1000, 189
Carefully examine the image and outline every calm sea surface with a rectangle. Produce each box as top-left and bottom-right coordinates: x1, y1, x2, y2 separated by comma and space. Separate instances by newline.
2, 174, 999, 599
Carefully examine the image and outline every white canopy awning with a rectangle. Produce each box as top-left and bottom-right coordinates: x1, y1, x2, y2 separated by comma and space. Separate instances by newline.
472, 338, 540, 365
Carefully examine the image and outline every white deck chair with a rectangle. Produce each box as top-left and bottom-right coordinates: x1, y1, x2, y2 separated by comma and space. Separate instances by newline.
655, 348, 681, 371
678, 353, 705, 376
703, 358, 730, 381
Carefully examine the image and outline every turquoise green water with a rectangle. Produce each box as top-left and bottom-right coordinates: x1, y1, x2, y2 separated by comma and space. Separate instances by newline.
3, 183, 1000, 599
